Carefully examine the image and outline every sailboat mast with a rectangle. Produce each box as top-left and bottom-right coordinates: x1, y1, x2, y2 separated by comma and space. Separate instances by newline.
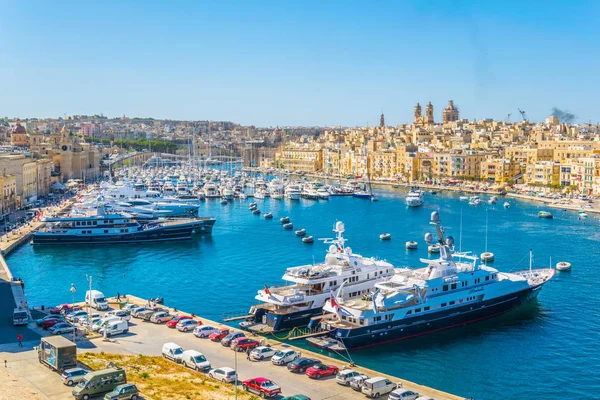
485, 209, 488, 252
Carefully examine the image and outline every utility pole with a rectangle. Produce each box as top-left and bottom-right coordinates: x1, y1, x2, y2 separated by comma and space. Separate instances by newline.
70, 284, 76, 342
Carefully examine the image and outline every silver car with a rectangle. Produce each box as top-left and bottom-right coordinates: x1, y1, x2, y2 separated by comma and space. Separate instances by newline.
61, 367, 88, 386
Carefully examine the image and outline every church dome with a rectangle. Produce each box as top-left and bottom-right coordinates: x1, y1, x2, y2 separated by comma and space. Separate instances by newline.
445, 100, 457, 111
12, 119, 26, 134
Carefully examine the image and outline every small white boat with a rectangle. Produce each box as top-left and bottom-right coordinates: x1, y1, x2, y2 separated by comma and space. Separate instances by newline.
379, 233, 391, 240
220, 199, 228, 205
239, 193, 248, 200
249, 202, 257, 207
459, 196, 469, 201
481, 252, 495, 262
578, 210, 588, 218
488, 196, 497, 205
252, 209, 261, 215
556, 261, 571, 272
302, 236, 314, 243
263, 212, 273, 219
428, 244, 440, 253
405, 241, 418, 250
371, 196, 379, 202
503, 202, 510, 209
295, 229, 306, 237
283, 223, 293, 229
249, 204, 257, 210
538, 211, 553, 219
280, 216, 290, 224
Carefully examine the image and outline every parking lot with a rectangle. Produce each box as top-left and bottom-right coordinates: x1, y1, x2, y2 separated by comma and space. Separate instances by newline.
0, 297, 460, 400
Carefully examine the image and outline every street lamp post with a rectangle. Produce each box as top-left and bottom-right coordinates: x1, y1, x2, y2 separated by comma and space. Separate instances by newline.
69, 283, 76, 342
234, 347, 238, 400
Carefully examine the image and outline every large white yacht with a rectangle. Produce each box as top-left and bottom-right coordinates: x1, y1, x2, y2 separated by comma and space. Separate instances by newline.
285, 184, 302, 200
308, 212, 555, 350
405, 188, 424, 207
240, 222, 395, 333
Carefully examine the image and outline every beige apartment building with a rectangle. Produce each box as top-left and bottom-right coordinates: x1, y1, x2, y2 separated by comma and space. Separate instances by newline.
525, 161, 560, 186
0, 154, 39, 206
0, 175, 17, 216
276, 148, 323, 172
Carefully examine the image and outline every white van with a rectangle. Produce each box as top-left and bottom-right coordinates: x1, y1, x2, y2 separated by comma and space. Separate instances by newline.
98, 320, 128, 337
162, 342, 184, 363
91, 317, 121, 332
180, 350, 211, 371
85, 290, 109, 310
13, 308, 28, 326
361, 377, 397, 398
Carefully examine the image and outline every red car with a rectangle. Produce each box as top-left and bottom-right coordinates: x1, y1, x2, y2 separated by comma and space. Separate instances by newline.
231, 338, 259, 352
48, 304, 77, 315
42, 317, 64, 329
242, 377, 281, 398
305, 363, 339, 379
166, 315, 191, 329
209, 328, 230, 342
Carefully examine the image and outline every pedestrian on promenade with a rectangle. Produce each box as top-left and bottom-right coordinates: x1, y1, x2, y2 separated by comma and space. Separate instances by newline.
246, 348, 251, 361
17, 333, 23, 347
116, 292, 121, 302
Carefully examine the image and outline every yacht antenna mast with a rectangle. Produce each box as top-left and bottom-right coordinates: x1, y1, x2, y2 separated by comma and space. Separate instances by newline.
485, 209, 488, 252
529, 249, 533, 273
459, 208, 463, 252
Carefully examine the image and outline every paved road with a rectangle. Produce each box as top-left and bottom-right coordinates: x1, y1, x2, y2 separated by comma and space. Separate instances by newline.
0, 280, 39, 345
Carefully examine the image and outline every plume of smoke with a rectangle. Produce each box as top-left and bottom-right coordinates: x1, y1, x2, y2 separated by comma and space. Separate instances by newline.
550, 107, 576, 124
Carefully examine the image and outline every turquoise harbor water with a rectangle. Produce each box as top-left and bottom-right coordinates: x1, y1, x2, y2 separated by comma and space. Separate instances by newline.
8, 190, 600, 399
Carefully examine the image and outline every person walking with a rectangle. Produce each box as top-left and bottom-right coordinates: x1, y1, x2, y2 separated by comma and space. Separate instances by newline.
246, 347, 251, 361
116, 292, 121, 302
17, 333, 23, 347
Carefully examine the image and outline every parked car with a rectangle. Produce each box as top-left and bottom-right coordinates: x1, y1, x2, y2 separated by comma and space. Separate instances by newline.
361, 377, 397, 398
336, 369, 364, 386
231, 338, 259, 352
150, 311, 173, 324
41, 317, 65, 329
287, 358, 320, 373
306, 363, 339, 379
105, 310, 131, 321
162, 342, 184, 362
80, 316, 103, 330
220, 331, 244, 347
48, 304, 76, 315
176, 319, 199, 332
137, 307, 166, 321
98, 320, 129, 337
250, 346, 277, 360
36, 314, 63, 326
91, 317, 122, 332
166, 315, 191, 328
121, 304, 139, 312
103, 383, 139, 400
180, 350, 211, 372
129, 307, 149, 318
193, 325, 219, 338
209, 328, 230, 342
49, 322, 75, 335
77, 313, 101, 325
66, 310, 88, 323
389, 388, 420, 400
349, 374, 370, 391
60, 367, 89, 386
242, 377, 282, 398
272, 349, 299, 365
208, 367, 237, 383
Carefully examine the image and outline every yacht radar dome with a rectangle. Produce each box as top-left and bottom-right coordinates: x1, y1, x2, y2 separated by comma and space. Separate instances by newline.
335, 221, 345, 233
446, 236, 455, 246
424, 232, 433, 244
431, 211, 440, 222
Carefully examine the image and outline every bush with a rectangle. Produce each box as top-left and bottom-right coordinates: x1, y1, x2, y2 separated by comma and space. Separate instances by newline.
140, 372, 150, 379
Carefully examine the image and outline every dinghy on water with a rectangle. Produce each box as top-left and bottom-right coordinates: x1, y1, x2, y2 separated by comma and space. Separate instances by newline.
556, 261, 571, 272
302, 236, 314, 244
379, 233, 391, 240
295, 229, 306, 237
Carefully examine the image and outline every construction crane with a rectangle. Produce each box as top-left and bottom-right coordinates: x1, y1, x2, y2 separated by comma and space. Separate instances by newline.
518, 108, 528, 121
505, 113, 511, 123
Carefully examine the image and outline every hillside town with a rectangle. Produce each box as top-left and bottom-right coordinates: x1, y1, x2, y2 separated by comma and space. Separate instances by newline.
1, 101, 599, 220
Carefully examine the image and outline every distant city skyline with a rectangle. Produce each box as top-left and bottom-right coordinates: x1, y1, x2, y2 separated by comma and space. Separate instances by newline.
1, 1, 598, 126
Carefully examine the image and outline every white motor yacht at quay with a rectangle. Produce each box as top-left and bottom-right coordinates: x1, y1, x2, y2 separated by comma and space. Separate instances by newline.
308, 211, 555, 351
240, 221, 396, 334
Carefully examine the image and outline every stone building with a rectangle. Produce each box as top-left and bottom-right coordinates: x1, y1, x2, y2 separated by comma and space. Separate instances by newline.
0, 154, 39, 206
442, 100, 459, 124
10, 119, 28, 147
0, 175, 17, 217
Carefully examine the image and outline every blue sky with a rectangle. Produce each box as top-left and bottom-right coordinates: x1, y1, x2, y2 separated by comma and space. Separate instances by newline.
1, 1, 598, 126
